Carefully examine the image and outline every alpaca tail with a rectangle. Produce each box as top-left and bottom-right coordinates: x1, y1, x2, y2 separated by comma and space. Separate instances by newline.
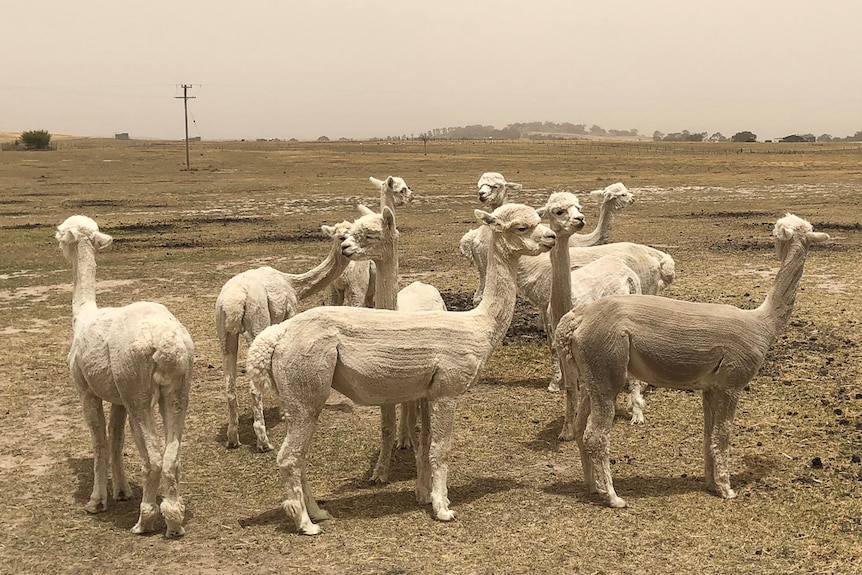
657, 253, 676, 290
215, 285, 247, 345
552, 310, 584, 363
152, 321, 195, 388
245, 323, 282, 397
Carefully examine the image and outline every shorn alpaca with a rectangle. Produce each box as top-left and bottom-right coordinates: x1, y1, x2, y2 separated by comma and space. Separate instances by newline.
464, 180, 635, 305
554, 214, 828, 508
327, 176, 413, 307
537, 192, 646, 437
459, 172, 522, 305
215, 220, 353, 450
56, 216, 194, 537
246, 203, 556, 534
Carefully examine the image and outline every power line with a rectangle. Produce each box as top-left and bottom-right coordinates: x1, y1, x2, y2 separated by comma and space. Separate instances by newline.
175, 84, 196, 171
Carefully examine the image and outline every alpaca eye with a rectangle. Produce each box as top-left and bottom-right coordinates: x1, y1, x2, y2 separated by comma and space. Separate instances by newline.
517, 226, 529, 233
555, 210, 565, 216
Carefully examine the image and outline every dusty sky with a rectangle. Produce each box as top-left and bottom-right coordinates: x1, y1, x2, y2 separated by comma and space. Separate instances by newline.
2, 1, 860, 141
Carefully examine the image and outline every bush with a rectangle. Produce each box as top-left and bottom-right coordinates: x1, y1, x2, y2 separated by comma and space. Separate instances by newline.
20, 130, 52, 150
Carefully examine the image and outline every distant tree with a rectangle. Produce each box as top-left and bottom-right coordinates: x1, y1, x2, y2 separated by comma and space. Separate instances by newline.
419, 132, 431, 155
709, 132, 728, 142
589, 124, 606, 136
653, 131, 665, 142
817, 134, 833, 142
20, 129, 52, 150
317, 135, 330, 142
731, 131, 757, 143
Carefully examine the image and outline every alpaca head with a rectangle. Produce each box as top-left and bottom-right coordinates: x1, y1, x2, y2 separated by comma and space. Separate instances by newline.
370, 176, 414, 207
475, 203, 555, 257
477, 172, 521, 208
56, 215, 113, 261
773, 213, 829, 260
588, 182, 635, 212
322, 220, 353, 254
536, 191, 586, 236
341, 205, 399, 261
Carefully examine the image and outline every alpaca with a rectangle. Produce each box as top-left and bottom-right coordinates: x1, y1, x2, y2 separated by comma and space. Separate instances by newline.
537, 192, 646, 439
465, 181, 634, 305
216, 220, 353, 450
568, 182, 635, 248
326, 176, 413, 307
554, 214, 828, 508
245, 204, 556, 534
56, 215, 194, 537
459, 172, 522, 305
394, 281, 448, 449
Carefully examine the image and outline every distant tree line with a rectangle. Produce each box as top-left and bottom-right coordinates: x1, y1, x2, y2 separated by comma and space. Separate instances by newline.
415, 122, 639, 141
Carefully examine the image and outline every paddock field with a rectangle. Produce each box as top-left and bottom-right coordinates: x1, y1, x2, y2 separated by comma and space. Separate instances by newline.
1, 138, 860, 574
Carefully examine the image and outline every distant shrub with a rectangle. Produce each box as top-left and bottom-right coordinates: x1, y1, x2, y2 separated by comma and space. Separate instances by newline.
20, 130, 52, 150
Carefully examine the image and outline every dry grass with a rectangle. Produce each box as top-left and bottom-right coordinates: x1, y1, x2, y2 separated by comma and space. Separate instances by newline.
1, 138, 860, 574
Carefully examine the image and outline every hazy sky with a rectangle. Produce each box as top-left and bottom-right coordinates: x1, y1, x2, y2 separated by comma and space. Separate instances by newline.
3, 1, 860, 141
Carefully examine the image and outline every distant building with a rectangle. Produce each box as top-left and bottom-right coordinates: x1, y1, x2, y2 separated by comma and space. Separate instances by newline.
115, 133, 130, 140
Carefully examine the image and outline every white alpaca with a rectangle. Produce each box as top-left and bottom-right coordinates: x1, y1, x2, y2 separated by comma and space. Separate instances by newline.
326, 176, 413, 307
518, 236, 676, 392
554, 214, 828, 508
216, 220, 353, 450
246, 204, 556, 534
464, 180, 634, 305
459, 172, 522, 305
537, 192, 646, 439
56, 215, 194, 537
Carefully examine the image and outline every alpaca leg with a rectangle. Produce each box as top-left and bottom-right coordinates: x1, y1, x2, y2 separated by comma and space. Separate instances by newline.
628, 379, 646, 425
584, 393, 626, 508
428, 396, 457, 521
414, 398, 432, 504
77, 382, 109, 514
222, 331, 242, 448
703, 389, 739, 499
108, 404, 132, 501
158, 386, 189, 538
574, 388, 595, 492
302, 466, 331, 523
558, 363, 578, 441
371, 405, 396, 483
396, 401, 418, 450
126, 410, 164, 535
250, 380, 274, 452
277, 409, 323, 535
543, 310, 563, 392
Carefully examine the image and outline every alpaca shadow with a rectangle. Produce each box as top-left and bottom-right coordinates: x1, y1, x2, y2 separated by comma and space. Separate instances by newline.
67, 456, 193, 536
543, 454, 776, 505
480, 377, 549, 391
522, 416, 567, 453
238, 476, 521, 532
216, 406, 283, 451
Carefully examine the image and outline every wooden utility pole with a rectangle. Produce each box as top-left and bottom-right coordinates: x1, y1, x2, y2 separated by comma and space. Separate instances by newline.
175, 84, 196, 171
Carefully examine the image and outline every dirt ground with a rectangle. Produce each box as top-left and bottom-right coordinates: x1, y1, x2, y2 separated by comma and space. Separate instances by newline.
1, 138, 860, 574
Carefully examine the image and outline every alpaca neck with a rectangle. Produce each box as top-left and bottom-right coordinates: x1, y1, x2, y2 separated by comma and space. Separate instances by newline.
291, 245, 349, 301
548, 231, 574, 330
70, 242, 99, 318
475, 239, 521, 350
571, 203, 614, 246
755, 241, 808, 339
372, 238, 399, 310
380, 191, 396, 214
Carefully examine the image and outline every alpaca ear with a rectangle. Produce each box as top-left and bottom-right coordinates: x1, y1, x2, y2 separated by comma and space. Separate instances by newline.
55, 227, 76, 244
385, 176, 395, 189
507, 182, 523, 191
475, 209, 497, 227
807, 231, 830, 243
369, 176, 384, 190
536, 206, 548, 218
357, 204, 375, 216
93, 231, 113, 250
773, 223, 794, 241
321, 224, 334, 236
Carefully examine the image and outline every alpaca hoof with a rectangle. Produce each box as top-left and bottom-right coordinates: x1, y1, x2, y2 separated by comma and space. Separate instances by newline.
608, 495, 627, 508
131, 522, 154, 535
84, 499, 107, 514
416, 489, 432, 505
629, 414, 645, 425
395, 438, 414, 450
165, 525, 186, 538
114, 486, 133, 501
547, 381, 561, 393
257, 441, 274, 453
226, 439, 242, 449
299, 523, 322, 536
434, 509, 456, 522
309, 509, 331, 522
718, 486, 737, 499
557, 429, 575, 442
